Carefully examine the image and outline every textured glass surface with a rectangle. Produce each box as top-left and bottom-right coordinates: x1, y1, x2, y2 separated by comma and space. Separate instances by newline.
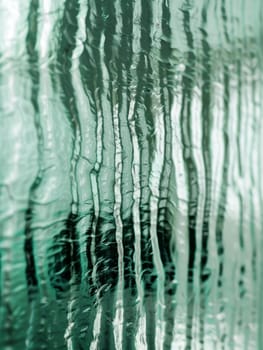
0, 0, 263, 349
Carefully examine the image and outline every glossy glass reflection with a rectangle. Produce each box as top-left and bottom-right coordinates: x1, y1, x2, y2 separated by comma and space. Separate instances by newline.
0, 0, 263, 349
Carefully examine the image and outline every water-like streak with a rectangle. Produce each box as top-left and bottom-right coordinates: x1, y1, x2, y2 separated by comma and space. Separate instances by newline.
49, 0, 81, 295
24, 0, 41, 300
179, 4, 199, 348
156, 2, 177, 349
114, 2, 139, 348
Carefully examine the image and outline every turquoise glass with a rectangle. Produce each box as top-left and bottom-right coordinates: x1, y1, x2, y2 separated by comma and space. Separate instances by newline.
0, 0, 262, 349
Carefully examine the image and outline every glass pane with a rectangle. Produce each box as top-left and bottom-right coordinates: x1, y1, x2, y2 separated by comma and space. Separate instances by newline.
0, 0, 262, 349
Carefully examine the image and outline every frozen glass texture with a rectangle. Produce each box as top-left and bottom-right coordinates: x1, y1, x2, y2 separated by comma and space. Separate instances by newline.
0, 0, 263, 349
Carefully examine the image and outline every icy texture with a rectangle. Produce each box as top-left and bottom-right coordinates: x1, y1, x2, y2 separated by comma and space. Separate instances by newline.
0, 0, 263, 349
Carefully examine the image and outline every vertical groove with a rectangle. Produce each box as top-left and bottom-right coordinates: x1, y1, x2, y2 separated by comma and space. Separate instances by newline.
117, 1, 139, 348
180, 3, 198, 348
24, 0, 40, 300
49, 0, 81, 296
135, 1, 157, 348
95, 1, 119, 348
199, 0, 212, 347
157, 1, 177, 348
214, 0, 231, 347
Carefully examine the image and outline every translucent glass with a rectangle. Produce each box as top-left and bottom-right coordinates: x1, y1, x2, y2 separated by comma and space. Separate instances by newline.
0, 0, 263, 349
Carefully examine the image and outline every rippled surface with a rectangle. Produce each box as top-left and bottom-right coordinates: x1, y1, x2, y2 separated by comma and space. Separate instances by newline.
0, 0, 263, 349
